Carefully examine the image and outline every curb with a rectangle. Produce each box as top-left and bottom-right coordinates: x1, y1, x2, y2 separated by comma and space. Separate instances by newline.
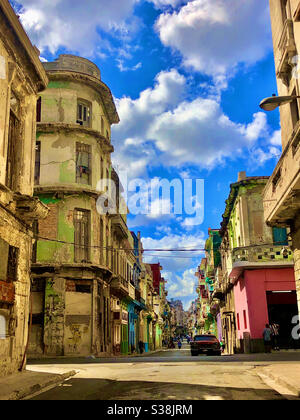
28, 348, 166, 362
259, 367, 300, 398
2, 370, 77, 401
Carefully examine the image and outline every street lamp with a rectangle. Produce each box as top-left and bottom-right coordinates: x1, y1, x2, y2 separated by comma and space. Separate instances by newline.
259, 95, 300, 111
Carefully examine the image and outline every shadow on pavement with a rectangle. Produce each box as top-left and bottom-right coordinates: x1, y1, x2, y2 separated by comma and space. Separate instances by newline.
29, 377, 284, 400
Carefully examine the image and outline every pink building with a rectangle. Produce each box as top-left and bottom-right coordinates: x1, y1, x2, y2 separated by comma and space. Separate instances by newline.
220, 173, 298, 354
232, 267, 297, 353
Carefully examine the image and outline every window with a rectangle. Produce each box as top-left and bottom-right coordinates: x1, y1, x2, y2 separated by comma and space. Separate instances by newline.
6, 109, 19, 190
100, 157, 104, 180
194, 335, 218, 342
272, 168, 282, 192
32, 220, 39, 263
243, 310, 247, 330
0, 315, 6, 339
76, 142, 91, 185
237, 314, 240, 331
100, 218, 104, 265
106, 225, 109, 267
34, 142, 41, 185
101, 116, 104, 135
7, 246, 18, 282
77, 100, 91, 127
36, 97, 42, 122
290, 90, 299, 129
74, 209, 90, 263
273, 227, 288, 245
75, 284, 91, 293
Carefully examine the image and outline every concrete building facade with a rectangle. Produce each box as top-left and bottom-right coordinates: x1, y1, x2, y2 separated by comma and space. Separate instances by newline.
220, 172, 297, 353
0, 0, 48, 376
265, 0, 300, 315
29, 54, 120, 357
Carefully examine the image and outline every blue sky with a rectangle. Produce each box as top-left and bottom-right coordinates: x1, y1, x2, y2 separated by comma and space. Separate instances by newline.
12, 0, 281, 309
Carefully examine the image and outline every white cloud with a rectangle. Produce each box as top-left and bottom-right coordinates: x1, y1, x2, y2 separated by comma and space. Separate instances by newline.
270, 129, 282, 146
112, 69, 186, 175
148, 0, 184, 9
166, 267, 199, 310
15, 0, 139, 55
117, 60, 142, 72
250, 146, 281, 166
155, 0, 271, 79
148, 99, 268, 167
243, 113, 269, 141
142, 232, 205, 272
113, 69, 270, 175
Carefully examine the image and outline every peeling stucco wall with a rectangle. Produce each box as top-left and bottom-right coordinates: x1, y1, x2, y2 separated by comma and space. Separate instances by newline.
0, 2, 47, 376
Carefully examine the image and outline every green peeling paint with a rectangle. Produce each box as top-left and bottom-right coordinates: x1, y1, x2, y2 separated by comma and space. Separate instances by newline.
48, 81, 71, 89
39, 195, 61, 205
58, 208, 74, 244
59, 161, 75, 184
37, 241, 60, 262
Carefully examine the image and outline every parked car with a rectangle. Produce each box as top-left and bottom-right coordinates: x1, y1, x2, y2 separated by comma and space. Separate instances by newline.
190, 335, 222, 356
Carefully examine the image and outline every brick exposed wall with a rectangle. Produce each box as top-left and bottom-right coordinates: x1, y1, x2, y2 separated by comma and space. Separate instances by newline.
0, 281, 15, 304
38, 203, 58, 240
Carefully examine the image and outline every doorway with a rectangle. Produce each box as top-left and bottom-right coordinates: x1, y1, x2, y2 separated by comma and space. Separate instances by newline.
267, 291, 300, 349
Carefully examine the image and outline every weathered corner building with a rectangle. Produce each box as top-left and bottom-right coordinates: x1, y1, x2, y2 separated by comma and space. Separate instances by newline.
0, 0, 48, 376
29, 54, 121, 357
265, 0, 300, 313
220, 172, 297, 354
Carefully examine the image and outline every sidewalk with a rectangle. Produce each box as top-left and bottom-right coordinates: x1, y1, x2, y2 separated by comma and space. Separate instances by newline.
28, 347, 166, 362
0, 368, 76, 400
258, 364, 300, 398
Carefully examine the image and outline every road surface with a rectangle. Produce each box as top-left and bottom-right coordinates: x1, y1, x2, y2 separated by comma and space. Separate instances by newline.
27, 344, 300, 400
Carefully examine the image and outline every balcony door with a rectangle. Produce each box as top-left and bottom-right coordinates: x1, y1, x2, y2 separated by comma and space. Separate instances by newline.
74, 209, 90, 263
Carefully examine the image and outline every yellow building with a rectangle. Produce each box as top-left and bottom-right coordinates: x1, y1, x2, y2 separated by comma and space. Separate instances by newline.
29, 54, 120, 357
0, 0, 48, 376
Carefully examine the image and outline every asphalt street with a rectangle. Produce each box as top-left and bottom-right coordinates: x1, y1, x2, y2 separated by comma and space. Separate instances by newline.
26, 344, 300, 400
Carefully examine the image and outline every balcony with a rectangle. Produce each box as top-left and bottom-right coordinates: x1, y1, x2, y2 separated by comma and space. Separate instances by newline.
276, 19, 297, 86
229, 244, 294, 283
14, 194, 48, 224
263, 123, 300, 227
232, 244, 293, 263
111, 214, 128, 240
110, 275, 129, 299
212, 286, 225, 301
128, 282, 135, 300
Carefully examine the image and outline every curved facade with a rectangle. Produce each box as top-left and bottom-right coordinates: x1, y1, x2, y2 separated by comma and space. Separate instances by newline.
30, 55, 122, 357
0, 0, 48, 376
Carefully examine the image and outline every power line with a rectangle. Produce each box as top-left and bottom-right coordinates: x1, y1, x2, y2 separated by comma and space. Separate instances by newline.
34, 234, 289, 254
34, 234, 207, 252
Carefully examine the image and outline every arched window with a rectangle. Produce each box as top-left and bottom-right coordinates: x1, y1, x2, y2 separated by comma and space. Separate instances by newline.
0, 315, 6, 339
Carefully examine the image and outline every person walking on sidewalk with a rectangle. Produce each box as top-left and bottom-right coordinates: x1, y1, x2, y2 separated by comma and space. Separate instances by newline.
263, 324, 272, 353
138, 340, 144, 354
270, 322, 280, 351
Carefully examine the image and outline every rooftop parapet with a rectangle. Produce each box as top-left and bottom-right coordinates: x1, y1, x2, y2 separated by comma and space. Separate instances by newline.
43, 54, 101, 80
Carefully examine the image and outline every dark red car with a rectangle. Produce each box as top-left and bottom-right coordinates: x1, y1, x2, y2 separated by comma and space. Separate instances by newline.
190, 335, 222, 356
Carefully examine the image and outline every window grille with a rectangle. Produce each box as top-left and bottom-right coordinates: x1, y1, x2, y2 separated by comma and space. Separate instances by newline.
77, 101, 91, 127
76, 142, 91, 185
74, 209, 90, 263
7, 246, 18, 282
34, 142, 41, 185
